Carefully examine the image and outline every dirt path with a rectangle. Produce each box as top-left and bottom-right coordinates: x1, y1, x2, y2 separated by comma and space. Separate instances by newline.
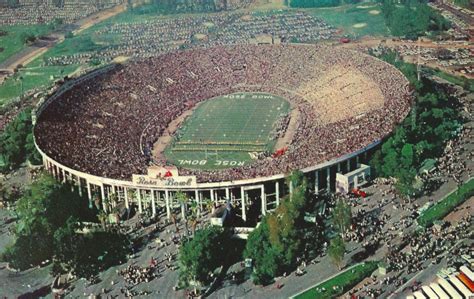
152, 104, 201, 161
250, 0, 286, 9
335, 37, 474, 79
275, 107, 299, 150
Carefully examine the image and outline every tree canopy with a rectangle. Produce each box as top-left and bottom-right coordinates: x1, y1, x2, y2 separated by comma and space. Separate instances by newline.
0, 108, 41, 172
380, 0, 450, 39
369, 49, 462, 196
179, 226, 229, 286
328, 236, 345, 270
244, 171, 324, 284
331, 198, 352, 237
1, 173, 111, 274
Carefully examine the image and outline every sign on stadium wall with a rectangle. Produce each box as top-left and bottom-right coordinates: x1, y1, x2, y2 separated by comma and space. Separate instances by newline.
132, 174, 197, 188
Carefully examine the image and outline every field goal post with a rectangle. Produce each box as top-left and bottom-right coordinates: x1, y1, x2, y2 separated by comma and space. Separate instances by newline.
205, 148, 219, 160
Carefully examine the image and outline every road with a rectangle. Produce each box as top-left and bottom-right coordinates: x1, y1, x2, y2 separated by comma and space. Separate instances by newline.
333, 36, 474, 79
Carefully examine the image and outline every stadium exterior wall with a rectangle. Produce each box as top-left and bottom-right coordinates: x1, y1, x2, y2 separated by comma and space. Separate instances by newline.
34, 133, 378, 221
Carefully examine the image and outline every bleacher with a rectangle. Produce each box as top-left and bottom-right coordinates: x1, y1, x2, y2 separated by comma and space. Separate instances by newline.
406, 263, 474, 299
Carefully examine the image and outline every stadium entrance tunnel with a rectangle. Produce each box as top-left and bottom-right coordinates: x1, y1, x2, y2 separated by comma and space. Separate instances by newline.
159, 92, 292, 171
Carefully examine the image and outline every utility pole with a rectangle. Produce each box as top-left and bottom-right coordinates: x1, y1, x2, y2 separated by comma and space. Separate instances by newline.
417, 36, 421, 82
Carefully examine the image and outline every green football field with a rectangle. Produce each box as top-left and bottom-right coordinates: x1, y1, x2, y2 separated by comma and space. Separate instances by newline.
164, 92, 290, 170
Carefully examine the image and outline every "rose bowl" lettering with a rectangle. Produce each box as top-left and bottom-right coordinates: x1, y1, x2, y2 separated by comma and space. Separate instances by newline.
133, 175, 196, 188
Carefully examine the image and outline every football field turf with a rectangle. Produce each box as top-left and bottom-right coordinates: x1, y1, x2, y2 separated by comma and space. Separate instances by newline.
164, 92, 290, 170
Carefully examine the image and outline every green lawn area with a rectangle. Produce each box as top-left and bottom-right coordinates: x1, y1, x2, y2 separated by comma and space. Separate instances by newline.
309, 4, 389, 38
418, 178, 474, 227
430, 69, 474, 92
0, 24, 52, 65
294, 262, 379, 299
164, 92, 290, 170
0, 64, 80, 106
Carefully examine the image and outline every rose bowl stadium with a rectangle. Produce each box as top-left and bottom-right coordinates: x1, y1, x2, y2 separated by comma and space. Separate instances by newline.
33, 44, 412, 221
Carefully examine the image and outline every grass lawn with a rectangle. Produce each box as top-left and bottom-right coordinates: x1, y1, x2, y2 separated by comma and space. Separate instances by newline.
294, 261, 379, 299
164, 92, 290, 170
309, 4, 389, 38
417, 178, 474, 227
430, 69, 474, 92
0, 24, 52, 65
0, 64, 80, 106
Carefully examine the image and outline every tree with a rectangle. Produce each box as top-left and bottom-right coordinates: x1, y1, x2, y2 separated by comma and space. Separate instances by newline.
328, 236, 345, 270
244, 170, 314, 284
380, 0, 450, 39
331, 198, 352, 237
244, 219, 280, 285
179, 226, 228, 286
176, 191, 190, 236
369, 49, 461, 197
19, 32, 37, 44
3, 173, 97, 270
188, 201, 200, 235
53, 228, 129, 279
52, 217, 82, 275
0, 108, 42, 172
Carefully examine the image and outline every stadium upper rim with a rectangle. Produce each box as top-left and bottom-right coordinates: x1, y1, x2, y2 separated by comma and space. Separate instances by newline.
33, 44, 413, 185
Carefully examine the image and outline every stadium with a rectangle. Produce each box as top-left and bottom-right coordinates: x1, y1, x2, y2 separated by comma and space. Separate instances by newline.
33, 44, 412, 221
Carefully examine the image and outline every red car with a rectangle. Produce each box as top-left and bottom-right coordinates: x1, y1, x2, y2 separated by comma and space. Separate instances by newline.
351, 188, 367, 198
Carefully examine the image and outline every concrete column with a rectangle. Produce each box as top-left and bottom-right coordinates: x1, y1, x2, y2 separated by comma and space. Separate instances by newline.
62, 169, 66, 183
347, 160, 351, 173
151, 190, 156, 217
210, 189, 215, 203
195, 190, 201, 216
337, 163, 341, 173
356, 155, 360, 165
101, 184, 107, 212
314, 171, 319, 194
110, 185, 116, 208
241, 187, 246, 222
136, 188, 142, 214
165, 190, 171, 219
261, 186, 266, 216
77, 176, 82, 197
124, 187, 129, 209
68, 172, 74, 192
87, 181, 92, 201
326, 167, 331, 191
225, 188, 230, 199
275, 181, 280, 206
52, 165, 57, 179
289, 181, 293, 195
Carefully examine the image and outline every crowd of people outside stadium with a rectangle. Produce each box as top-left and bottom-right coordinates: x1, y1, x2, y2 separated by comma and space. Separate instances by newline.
35, 44, 411, 183
0, 0, 122, 26
44, 11, 336, 66
349, 213, 472, 298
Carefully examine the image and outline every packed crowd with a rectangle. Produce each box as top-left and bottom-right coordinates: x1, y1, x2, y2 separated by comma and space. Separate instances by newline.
44, 11, 337, 66
0, 0, 122, 26
35, 44, 411, 183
